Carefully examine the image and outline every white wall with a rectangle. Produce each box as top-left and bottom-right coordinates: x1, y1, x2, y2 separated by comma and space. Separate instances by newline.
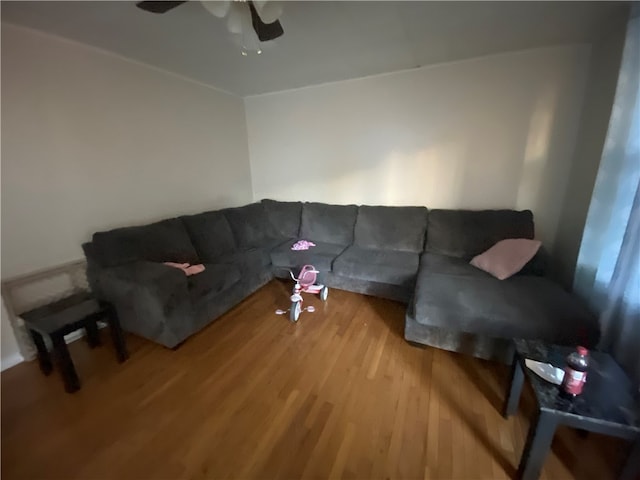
1, 23, 253, 280
245, 46, 590, 253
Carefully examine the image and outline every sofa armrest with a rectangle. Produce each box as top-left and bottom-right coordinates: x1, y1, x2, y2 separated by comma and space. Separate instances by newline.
97, 261, 193, 347
100, 261, 187, 293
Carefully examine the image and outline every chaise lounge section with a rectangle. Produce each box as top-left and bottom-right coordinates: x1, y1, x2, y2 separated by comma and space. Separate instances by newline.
83, 200, 598, 359
404, 209, 599, 362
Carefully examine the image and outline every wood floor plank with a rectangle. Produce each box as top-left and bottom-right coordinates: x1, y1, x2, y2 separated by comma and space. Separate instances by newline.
1, 280, 624, 480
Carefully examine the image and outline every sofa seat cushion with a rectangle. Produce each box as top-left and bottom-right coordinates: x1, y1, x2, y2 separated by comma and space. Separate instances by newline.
413, 254, 599, 345
426, 209, 534, 259
216, 248, 272, 277
92, 218, 199, 268
270, 239, 347, 271
181, 211, 237, 262
188, 263, 241, 302
300, 202, 358, 245
333, 247, 419, 286
354, 205, 428, 252
419, 252, 490, 277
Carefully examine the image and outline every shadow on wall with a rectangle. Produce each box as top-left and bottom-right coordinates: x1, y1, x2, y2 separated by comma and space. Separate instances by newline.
79, 193, 246, 237
516, 69, 587, 262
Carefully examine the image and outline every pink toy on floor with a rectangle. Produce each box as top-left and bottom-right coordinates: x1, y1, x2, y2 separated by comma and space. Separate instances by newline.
163, 262, 206, 276
275, 264, 329, 322
291, 240, 316, 251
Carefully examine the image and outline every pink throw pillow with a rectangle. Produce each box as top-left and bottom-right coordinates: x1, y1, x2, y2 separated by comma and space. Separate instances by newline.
470, 239, 541, 280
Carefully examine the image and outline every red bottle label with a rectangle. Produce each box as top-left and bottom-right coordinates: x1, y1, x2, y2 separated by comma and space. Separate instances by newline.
562, 367, 587, 395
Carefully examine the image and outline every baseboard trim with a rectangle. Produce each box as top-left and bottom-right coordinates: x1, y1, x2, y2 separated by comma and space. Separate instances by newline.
1, 352, 25, 371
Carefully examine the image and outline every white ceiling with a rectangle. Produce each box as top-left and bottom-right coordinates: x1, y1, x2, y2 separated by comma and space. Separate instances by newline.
1, 1, 629, 96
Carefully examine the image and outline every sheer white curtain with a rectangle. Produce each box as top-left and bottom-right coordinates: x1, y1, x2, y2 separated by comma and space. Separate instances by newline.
574, 14, 640, 385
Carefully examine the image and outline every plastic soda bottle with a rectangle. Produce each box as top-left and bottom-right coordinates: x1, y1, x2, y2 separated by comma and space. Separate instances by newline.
561, 346, 589, 396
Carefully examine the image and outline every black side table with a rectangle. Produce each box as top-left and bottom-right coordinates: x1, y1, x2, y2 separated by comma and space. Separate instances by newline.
21, 291, 128, 393
503, 339, 640, 480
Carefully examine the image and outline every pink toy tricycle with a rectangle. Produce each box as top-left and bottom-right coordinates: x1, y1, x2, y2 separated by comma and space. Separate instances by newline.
275, 265, 329, 322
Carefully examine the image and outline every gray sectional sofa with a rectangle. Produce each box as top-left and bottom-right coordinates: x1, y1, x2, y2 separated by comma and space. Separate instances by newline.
83, 200, 598, 361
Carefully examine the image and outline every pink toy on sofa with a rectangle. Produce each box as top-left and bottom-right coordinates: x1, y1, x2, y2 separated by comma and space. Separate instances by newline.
291, 240, 316, 251
163, 262, 206, 276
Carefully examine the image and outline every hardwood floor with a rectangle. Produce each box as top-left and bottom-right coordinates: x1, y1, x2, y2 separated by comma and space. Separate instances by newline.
1, 280, 627, 479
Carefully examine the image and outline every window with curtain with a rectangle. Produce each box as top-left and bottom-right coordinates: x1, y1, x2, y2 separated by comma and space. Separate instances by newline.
573, 13, 640, 386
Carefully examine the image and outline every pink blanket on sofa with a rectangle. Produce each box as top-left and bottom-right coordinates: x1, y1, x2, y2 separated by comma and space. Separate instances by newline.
163, 262, 206, 276
291, 240, 316, 251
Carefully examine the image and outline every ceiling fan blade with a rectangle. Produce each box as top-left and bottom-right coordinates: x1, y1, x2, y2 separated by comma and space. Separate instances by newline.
136, 1, 188, 14
248, 1, 283, 42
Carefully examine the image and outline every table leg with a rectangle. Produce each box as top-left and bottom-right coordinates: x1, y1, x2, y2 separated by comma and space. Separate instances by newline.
105, 307, 128, 363
503, 350, 524, 417
84, 319, 101, 348
51, 333, 80, 393
29, 329, 52, 375
619, 437, 640, 480
517, 409, 558, 480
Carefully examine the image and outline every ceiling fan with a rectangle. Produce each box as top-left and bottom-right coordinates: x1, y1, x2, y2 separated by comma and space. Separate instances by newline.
136, 1, 284, 42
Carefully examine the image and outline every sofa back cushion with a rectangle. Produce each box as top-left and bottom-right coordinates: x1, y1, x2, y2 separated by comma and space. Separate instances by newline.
426, 209, 534, 259
92, 218, 199, 267
262, 199, 302, 239
223, 203, 277, 250
354, 205, 428, 253
181, 211, 237, 262
300, 202, 358, 246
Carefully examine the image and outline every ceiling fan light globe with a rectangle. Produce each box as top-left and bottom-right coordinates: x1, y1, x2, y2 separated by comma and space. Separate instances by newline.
226, 2, 248, 33
255, 0, 283, 24
253, 0, 268, 11
201, 0, 231, 18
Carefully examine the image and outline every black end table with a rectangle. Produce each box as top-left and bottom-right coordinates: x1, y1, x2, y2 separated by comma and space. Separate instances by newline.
21, 292, 128, 393
503, 339, 640, 480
